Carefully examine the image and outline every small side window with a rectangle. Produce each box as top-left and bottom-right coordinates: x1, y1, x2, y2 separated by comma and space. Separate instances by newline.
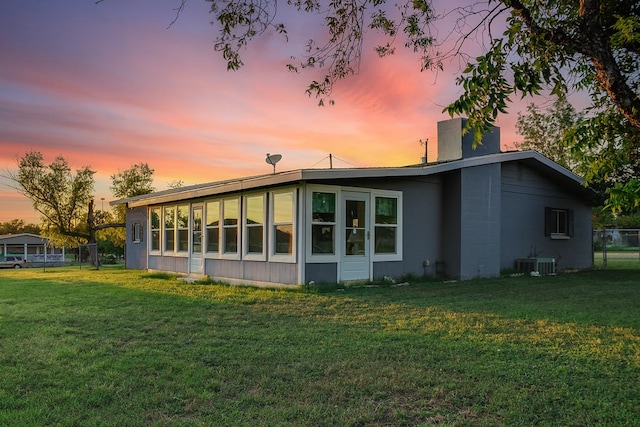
545, 207, 574, 239
132, 223, 143, 243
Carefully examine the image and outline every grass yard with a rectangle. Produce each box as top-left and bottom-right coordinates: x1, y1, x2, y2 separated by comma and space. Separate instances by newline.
594, 254, 640, 269
1, 266, 639, 426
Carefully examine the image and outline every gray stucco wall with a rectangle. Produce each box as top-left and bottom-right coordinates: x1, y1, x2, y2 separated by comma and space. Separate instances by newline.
441, 171, 461, 279
459, 164, 502, 279
377, 177, 443, 280
125, 206, 148, 270
500, 162, 593, 271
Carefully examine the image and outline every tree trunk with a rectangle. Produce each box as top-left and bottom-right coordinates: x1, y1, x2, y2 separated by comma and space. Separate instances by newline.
87, 199, 100, 269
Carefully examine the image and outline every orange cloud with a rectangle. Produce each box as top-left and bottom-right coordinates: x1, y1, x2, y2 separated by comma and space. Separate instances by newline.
1, 0, 533, 224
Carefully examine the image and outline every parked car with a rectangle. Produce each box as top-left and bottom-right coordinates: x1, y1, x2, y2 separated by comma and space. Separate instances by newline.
0, 255, 32, 269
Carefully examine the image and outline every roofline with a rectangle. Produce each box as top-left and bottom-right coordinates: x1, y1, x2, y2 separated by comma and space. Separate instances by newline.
113, 151, 591, 208
0, 233, 47, 241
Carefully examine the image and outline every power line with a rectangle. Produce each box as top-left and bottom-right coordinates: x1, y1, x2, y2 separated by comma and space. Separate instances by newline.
305, 154, 361, 169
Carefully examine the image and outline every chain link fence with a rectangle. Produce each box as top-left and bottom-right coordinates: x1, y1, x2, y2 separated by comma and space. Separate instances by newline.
593, 229, 640, 268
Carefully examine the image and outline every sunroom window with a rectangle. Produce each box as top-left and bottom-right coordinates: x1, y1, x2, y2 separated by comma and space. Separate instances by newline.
271, 190, 295, 261
164, 207, 175, 252
150, 207, 161, 251
205, 200, 220, 253
177, 204, 189, 252
244, 194, 265, 257
223, 198, 239, 254
311, 191, 336, 255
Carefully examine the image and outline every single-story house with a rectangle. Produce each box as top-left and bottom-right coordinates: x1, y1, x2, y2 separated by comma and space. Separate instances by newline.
113, 118, 596, 285
0, 233, 66, 266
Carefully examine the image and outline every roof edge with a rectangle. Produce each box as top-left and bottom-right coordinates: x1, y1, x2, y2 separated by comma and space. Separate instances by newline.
114, 151, 592, 208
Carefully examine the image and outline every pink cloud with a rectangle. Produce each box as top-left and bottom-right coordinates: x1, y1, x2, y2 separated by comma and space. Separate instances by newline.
1, 0, 538, 224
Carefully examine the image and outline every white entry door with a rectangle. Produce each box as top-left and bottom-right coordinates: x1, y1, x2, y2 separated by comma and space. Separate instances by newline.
190, 205, 204, 274
340, 192, 370, 281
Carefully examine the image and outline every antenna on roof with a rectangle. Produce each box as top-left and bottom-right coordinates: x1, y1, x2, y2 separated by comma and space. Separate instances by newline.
265, 153, 282, 174
420, 138, 428, 163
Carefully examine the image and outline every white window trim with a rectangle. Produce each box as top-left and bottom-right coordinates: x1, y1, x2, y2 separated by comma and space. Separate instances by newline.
163, 206, 176, 255
306, 185, 403, 264
243, 193, 267, 261
175, 204, 190, 255
221, 197, 241, 260
371, 190, 403, 262
306, 185, 341, 263
149, 207, 162, 254
204, 200, 221, 259
269, 188, 297, 263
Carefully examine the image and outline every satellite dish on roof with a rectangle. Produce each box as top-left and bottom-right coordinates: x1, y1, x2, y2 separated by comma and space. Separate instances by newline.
265, 153, 282, 174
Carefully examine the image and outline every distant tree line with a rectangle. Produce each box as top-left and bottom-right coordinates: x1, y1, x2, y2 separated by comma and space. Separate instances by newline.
3, 153, 158, 267
0, 219, 41, 235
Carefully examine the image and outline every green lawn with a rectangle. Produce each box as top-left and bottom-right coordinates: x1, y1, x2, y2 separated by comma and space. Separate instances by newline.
1, 266, 639, 426
594, 254, 640, 269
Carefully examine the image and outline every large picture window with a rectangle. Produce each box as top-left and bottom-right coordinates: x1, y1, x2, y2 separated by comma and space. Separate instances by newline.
271, 190, 296, 262
244, 194, 265, 259
177, 204, 189, 252
150, 207, 161, 251
164, 207, 175, 252
223, 198, 239, 255
311, 191, 336, 255
205, 200, 220, 253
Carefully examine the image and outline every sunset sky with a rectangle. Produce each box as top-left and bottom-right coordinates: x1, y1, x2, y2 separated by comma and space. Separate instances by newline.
1, 0, 530, 224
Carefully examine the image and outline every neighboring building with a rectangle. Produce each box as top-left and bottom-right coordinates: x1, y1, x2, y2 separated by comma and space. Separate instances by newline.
0, 233, 66, 266
112, 118, 596, 285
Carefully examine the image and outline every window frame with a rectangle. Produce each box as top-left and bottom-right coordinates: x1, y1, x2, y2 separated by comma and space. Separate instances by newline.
545, 207, 574, 240
149, 207, 161, 253
269, 188, 297, 263
371, 191, 403, 262
176, 204, 190, 253
204, 200, 221, 256
221, 197, 241, 260
306, 185, 340, 263
132, 222, 143, 244
243, 193, 267, 261
163, 206, 176, 253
